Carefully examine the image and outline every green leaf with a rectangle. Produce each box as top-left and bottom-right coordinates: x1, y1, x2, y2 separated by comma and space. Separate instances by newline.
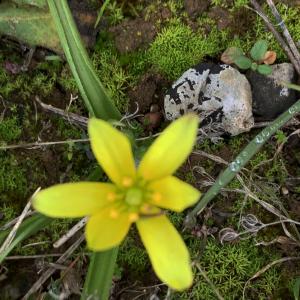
0, 214, 51, 263
251, 62, 258, 71
250, 40, 268, 61
257, 64, 273, 75
233, 56, 252, 70
0, 2, 61, 53
82, 248, 119, 300
12, 0, 47, 9
47, 0, 121, 120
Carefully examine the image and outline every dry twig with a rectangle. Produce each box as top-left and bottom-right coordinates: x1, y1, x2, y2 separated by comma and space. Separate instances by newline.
249, 0, 300, 75
0, 188, 40, 255
242, 257, 300, 299
22, 234, 85, 299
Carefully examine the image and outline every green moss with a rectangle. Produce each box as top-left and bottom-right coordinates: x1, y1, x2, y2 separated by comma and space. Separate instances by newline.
148, 20, 230, 79
92, 41, 131, 112
118, 234, 149, 276
228, 134, 248, 154
119, 50, 150, 82
0, 153, 28, 201
184, 170, 197, 185
233, 0, 249, 8
168, 212, 185, 229
0, 203, 19, 226
55, 117, 82, 139
265, 158, 288, 183
58, 66, 78, 92
0, 116, 22, 142
249, 150, 269, 169
106, 0, 124, 26
176, 239, 280, 300
0, 66, 57, 99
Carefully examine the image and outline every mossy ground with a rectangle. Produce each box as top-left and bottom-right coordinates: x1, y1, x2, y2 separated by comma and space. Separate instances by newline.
0, 0, 300, 299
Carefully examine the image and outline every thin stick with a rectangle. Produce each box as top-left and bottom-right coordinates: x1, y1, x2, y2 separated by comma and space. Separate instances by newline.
0, 211, 35, 231
35, 96, 88, 127
5, 254, 63, 260
194, 262, 224, 300
0, 188, 40, 255
53, 217, 87, 248
249, 0, 300, 75
0, 138, 90, 150
266, 0, 300, 64
242, 256, 300, 299
22, 234, 85, 300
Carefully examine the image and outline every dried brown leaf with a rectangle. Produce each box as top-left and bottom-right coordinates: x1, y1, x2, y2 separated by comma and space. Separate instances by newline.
221, 47, 243, 64
263, 50, 277, 65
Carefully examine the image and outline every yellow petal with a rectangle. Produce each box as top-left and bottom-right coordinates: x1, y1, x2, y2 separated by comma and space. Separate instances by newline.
88, 118, 136, 186
86, 208, 131, 251
148, 176, 200, 212
33, 182, 115, 218
137, 215, 193, 290
138, 114, 199, 181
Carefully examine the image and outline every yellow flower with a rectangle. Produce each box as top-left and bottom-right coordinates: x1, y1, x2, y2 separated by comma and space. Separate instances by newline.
33, 114, 200, 291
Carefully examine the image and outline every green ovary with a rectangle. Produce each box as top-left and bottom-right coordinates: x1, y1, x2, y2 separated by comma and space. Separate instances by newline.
125, 188, 144, 206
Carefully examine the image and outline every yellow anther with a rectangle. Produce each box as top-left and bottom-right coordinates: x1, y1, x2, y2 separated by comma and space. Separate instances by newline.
152, 192, 162, 203
107, 192, 116, 202
122, 177, 133, 187
129, 213, 139, 222
109, 209, 119, 219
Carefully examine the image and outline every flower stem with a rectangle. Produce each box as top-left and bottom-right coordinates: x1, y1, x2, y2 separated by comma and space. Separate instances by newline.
82, 248, 119, 300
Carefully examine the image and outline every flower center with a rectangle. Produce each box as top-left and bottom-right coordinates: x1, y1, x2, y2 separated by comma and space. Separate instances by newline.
125, 188, 143, 206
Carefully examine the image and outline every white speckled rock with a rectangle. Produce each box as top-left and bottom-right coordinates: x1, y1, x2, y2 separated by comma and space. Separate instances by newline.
164, 63, 254, 136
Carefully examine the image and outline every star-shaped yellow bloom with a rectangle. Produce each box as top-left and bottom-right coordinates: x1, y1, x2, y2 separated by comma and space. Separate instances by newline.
33, 114, 200, 291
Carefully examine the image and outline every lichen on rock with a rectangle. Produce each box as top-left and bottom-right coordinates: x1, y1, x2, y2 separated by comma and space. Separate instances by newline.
164, 63, 254, 136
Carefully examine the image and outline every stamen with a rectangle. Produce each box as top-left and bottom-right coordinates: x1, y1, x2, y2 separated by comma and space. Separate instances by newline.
129, 213, 139, 222
152, 192, 162, 203
109, 209, 119, 219
107, 192, 116, 202
122, 177, 133, 187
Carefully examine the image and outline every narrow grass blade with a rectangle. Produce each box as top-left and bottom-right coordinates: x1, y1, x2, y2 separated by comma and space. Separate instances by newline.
82, 248, 119, 300
47, 0, 121, 120
94, 0, 111, 28
185, 98, 300, 227
0, 214, 51, 263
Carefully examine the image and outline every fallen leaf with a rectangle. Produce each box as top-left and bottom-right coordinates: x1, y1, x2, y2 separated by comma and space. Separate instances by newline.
221, 47, 243, 64
0, 2, 62, 53
263, 50, 277, 65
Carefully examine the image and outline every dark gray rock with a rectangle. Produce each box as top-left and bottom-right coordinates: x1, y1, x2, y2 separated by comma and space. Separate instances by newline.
247, 63, 298, 120
164, 63, 254, 136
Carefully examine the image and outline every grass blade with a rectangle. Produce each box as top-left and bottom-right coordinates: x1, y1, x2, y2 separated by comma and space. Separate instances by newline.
47, 0, 121, 120
94, 0, 111, 28
0, 214, 51, 263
